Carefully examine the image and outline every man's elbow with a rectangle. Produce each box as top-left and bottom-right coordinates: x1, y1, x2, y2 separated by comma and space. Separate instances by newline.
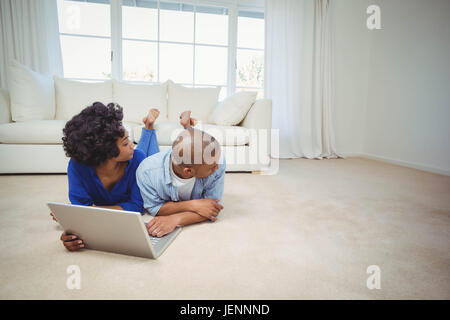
145, 205, 161, 217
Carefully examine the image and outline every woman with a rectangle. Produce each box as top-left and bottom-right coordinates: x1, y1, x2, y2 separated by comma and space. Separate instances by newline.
53, 102, 195, 251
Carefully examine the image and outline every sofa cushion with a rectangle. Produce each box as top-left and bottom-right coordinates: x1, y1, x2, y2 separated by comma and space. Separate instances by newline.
133, 121, 181, 146
132, 122, 249, 146
54, 77, 113, 120
199, 123, 250, 146
0, 120, 139, 144
113, 80, 168, 123
0, 120, 66, 144
208, 91, 257, 126
8, 59, 55, 122
167, 80, 220, 122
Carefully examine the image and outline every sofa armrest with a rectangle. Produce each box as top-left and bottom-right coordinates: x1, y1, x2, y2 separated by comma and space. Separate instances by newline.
240, 98, 272, 130
240, 99, 272, 165
0, 88, 12, 124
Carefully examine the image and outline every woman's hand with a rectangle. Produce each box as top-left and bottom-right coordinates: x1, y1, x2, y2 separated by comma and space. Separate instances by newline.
146, 215, 179, 237
50, 212, 57, 222
60, 231, 85, 251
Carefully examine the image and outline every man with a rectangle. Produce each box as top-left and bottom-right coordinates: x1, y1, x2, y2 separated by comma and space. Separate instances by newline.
136, 112, 226, 237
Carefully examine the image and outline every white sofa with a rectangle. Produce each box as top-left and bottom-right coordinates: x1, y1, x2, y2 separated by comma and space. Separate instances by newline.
0, 63, 272, 173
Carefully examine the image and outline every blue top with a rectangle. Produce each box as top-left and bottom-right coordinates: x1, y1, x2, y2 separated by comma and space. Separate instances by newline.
136, 148, 226, 216
67, 127, 159, 213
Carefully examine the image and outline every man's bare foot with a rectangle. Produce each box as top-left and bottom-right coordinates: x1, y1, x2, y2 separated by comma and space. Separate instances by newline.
179, 110, 198, 129
142, 108, 160, 130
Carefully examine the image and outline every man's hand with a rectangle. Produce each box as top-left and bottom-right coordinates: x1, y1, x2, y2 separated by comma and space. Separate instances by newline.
190, 198, 223, 221
60, 231, 84, 251
146, 215, 179, 237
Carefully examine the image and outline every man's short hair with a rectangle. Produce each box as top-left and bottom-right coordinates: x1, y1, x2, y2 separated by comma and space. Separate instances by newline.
171, 128, 221, 168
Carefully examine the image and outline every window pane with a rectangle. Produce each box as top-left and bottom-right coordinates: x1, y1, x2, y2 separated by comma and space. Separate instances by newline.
57, 0, 110, 37
160, 43, 193, 83
122, 6, 158, 40
122, 40, 157, 82
237, 15, 264, 49
122, 0, 157, 8
195, 46, 227, 86
60, 35, 111, 79
195, 11, 228, 46
236, 49, 264, 88
160, 2, 194, 43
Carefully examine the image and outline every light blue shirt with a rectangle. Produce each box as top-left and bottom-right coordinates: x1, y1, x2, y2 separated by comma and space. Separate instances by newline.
136, 148, 226, 216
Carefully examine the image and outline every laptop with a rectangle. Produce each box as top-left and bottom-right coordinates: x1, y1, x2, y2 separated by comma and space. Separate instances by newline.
47, 202, 181, 259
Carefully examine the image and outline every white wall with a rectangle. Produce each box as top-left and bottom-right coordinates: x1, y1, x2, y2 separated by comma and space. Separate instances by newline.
332, 0, 371, 155
333, 0, 450, 175
363, 0, 450, 175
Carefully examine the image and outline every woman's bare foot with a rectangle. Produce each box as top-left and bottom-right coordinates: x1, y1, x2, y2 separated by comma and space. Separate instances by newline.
179, 110, 198, 129
142, 108, 160, 130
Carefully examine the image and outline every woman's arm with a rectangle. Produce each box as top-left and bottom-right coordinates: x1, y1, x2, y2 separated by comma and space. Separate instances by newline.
92, 204, 123, 210
117, 172, 144, 213
67, 160, 95, 206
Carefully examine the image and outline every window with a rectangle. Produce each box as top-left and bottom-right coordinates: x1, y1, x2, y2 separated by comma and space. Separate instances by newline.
57, 0, 264, 99
237, 10, 264, 99
122, 1, 230, 99
57, 0, 112, 80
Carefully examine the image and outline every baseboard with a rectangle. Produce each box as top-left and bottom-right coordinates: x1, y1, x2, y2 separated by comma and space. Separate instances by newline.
359, 153, 450, 176
335, 151, 449, 176
337, 152, 363, 158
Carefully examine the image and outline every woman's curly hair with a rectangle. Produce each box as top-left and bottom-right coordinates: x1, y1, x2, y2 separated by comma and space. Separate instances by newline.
62, 102, 125, 166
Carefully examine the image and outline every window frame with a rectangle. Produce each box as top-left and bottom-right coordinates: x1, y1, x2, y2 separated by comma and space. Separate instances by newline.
58, 0, 264, 97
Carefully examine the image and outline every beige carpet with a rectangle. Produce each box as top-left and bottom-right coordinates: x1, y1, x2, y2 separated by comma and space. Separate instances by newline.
0, 157, 449, 299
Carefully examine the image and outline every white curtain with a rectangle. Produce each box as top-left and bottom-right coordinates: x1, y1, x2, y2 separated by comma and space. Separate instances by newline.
265, 0, 341, 159
0, 0, 63, 89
